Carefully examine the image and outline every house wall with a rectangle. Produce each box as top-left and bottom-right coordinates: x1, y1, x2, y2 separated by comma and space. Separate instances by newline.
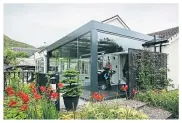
33, 50, 47, 73
162, 38, 179, 90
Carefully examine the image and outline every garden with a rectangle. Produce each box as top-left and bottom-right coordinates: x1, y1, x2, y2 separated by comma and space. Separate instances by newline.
3, 69, 146, 120
3, 68, 179, 120
3, 49, 179, 120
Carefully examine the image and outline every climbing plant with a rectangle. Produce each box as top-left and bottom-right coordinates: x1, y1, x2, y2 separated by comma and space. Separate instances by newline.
128, 49, 172, 92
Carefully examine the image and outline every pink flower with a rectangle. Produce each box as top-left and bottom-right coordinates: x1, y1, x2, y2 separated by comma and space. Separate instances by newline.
40, 86, 46, 92
58, 83, 64, 88
132, 88, 137, 94
121, 85, 128, 91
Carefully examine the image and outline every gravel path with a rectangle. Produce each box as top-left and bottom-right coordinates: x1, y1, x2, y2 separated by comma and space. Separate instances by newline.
103, 99, 172, 119
138, 105, 172, 119
103, 99, 147, 109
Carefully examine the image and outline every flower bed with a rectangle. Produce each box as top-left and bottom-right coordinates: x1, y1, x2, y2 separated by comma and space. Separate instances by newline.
134, 89, 179, 118
4, 83, 60, 119
4, 71, 147, 120
4, 82, 148, 119
60, 102, 148, 120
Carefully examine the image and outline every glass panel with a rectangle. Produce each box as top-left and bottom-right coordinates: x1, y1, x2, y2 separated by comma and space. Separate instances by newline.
36, 58, 44, 72
78, 33, 91, 98
97, 32, 145, 98
98, 32, 144, 53
49, 49, 60, 72
49, 32, 92, 100
60, 39, 78, 78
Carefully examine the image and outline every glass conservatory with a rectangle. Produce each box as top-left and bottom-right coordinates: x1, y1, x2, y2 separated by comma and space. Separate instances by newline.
44, 20, 154, 100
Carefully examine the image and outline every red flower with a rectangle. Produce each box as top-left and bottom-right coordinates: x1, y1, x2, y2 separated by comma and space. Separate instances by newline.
92, 92, 105, 101
132, 88, 137, 94
40, 86, 46, 92
121, 85, 128, 91
7, 90, 15, 96
93, 93, 99, 100
30, 83, 35, 89
31, 88, 37, 94
21, 93, 30, 104
92, 92, 99, 97
6, 86, 15, 96
50, 92, 59, 99
34, 93, 42, 100
17, 91, 24, 98
58, 83, 64, 88
8, 100, 17, 107
6, 86, 13, 92
20, 104, 28, 111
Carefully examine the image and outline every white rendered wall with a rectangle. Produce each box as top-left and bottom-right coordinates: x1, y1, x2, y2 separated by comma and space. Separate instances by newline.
147, 38, 179, 90
162, 38, 179, 90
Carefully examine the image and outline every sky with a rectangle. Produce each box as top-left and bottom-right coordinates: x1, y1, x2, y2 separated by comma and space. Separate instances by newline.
4, 3, 178, 48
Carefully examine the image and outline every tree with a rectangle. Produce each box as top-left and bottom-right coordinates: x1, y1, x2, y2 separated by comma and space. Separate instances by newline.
4, 49, 28, 66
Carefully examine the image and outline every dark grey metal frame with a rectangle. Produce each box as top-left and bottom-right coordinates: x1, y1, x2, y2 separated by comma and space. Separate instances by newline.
46, 20, 154, 93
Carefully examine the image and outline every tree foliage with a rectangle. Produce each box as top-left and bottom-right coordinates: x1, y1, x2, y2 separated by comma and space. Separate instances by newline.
4, 49, 29, 66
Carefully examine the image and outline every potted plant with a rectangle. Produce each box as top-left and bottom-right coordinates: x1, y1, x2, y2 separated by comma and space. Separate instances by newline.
59, 69, 82, 111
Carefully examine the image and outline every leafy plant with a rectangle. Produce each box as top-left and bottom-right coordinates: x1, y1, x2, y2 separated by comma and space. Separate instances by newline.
59, 69, 82, 97
60, 102, 148, 119
4, 105, 28, 119
135, 89, 179, 118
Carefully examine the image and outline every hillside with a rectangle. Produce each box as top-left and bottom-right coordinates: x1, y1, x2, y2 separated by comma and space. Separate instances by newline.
4, 35, 35, 49
37, 46, 47, 50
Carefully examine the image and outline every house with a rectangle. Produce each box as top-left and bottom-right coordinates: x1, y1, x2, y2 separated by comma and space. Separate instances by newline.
32, 15, 132, 74
31, 15, 156, 98
4, 47, 38, 71
144, 27, 179, 90
31, 15, 173, 100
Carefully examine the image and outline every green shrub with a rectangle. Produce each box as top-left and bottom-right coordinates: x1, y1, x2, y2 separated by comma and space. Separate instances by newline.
60, 102, 148, 120
135, 89, 179, 118
60, 69, 82, 97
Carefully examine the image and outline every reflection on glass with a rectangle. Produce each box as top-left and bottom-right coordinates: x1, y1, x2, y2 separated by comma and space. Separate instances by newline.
78, 33, 91, 89
35, 58, 44, 72
49, 33, 92, 98
49, 49, 60, 72
98, 32, 144, 53
97, 32, 145, 97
